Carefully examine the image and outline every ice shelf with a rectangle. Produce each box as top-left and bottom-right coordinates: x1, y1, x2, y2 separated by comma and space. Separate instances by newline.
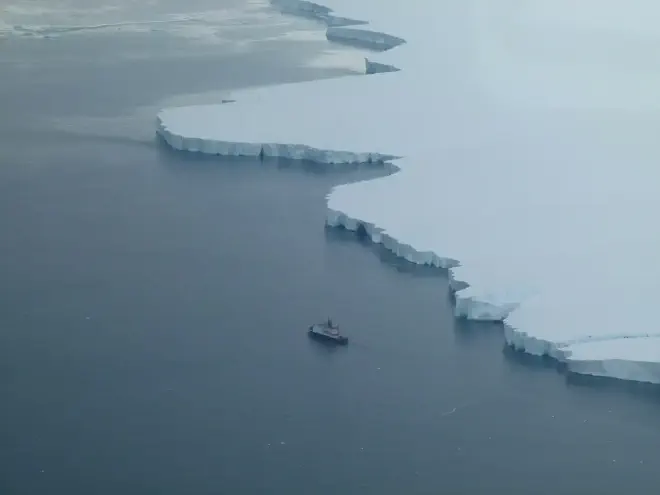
269, 0, 403, 74
157, 0, 660, 385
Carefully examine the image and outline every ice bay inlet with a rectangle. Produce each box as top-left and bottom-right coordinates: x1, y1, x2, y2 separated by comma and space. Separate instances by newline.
157, 0, 660, 385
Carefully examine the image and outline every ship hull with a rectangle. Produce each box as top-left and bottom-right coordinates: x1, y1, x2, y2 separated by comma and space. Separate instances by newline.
308, 327, 348, 345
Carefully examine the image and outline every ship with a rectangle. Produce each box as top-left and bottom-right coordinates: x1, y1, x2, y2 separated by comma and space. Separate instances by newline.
308, 318, 348, 345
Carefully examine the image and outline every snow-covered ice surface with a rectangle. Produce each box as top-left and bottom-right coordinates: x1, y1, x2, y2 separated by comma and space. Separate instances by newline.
157, 0, 660, 384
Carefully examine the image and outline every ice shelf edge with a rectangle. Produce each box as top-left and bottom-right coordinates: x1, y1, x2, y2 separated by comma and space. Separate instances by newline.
156, 114, 395, 165
324, 207, 518, 322
155, 0, 660, 385
269, 0, 402, 74
153, 0, 567, 366
269, 0, 367, 27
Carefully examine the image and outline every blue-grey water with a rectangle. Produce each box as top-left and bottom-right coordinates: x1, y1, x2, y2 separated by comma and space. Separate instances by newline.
2, 4, 660, 494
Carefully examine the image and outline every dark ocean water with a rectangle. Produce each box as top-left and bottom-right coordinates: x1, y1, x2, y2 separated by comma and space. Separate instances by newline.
2, 7, 660, 495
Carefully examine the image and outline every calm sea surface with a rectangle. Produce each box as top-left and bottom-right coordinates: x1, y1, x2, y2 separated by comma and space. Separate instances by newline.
2, 2, 660, 494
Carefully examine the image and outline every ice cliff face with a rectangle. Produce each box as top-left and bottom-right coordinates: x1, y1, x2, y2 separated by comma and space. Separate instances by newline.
270, 0, 403, 74
156, 0, 660, 386
156, 107, 397, 165
269, 0, 366, 27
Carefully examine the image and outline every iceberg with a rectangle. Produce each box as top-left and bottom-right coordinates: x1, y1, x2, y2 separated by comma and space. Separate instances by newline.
157, 0, 660, 385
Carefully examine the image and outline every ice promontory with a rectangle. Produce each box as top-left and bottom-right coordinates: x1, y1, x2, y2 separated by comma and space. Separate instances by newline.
157, 0, 660, 385
156, 104, 396, 165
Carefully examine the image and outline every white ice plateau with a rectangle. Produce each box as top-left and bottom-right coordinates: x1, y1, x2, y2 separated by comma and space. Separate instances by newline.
157, 0, 660, 385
